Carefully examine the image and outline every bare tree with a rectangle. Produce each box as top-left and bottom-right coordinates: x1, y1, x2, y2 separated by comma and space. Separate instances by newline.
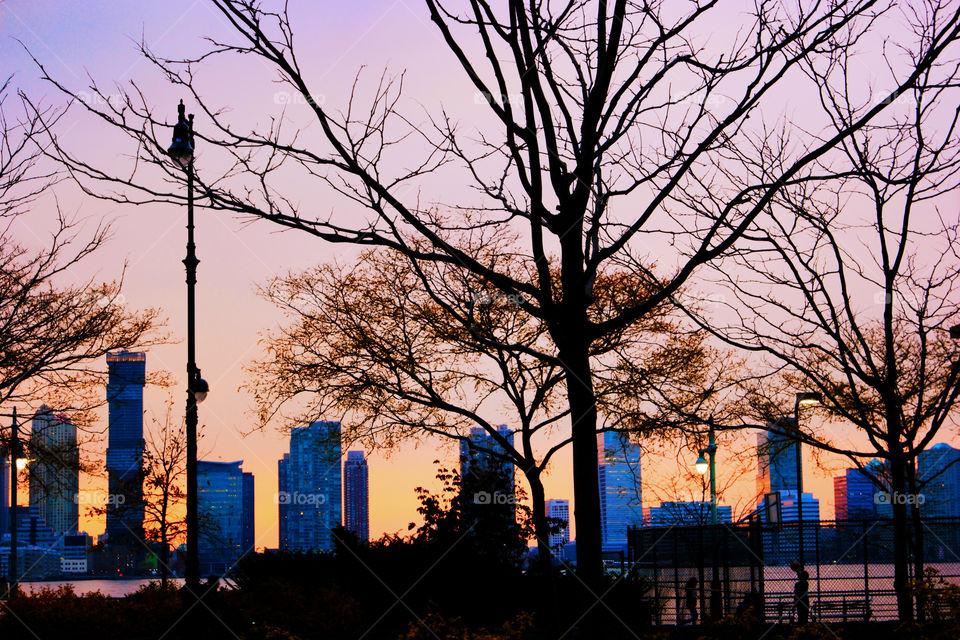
249, 246, 712, 570
687, 3, 960, 618
142, 401, 188, 586
33, 0, 960, 585
0, 79, 161, 532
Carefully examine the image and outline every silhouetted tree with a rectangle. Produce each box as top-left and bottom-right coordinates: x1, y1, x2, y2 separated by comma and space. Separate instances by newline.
34, 0, 960, 588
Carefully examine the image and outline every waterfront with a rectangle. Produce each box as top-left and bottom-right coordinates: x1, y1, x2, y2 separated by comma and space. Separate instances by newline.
22, 578, 184, 597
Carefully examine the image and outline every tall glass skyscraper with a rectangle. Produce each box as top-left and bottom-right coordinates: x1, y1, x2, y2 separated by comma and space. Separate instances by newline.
598, 431, 642, 551
242, 471, 255, 555
279, 421, 342, 552
198, 460, 255, 574
343, 450, 369, 542
459, 425, 514, 485
545, 499, 570, 551
757, 422, 799, 496
919, 444, 960, 519
278, 453, 289, 549
834, 468, 876, 520
29, 406, 79, 536
105, 351, 146, 546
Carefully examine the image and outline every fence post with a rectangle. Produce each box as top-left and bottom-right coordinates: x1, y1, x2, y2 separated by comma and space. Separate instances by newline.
698, 522, 706, 623
652, 530, 660, 626
673, 527, 681, 624
862, 519, 869, 617
815, 521, 821, 622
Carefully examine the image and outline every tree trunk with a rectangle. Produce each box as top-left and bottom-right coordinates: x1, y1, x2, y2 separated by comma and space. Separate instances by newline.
160, 529, 170, 587
561, 340, 603, 589
890, 453, 914, 621
907, 459, 925, 621
525, 469, 554, 574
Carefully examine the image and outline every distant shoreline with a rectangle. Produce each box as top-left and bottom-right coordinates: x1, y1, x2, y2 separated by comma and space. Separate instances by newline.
20, 575, 180, 584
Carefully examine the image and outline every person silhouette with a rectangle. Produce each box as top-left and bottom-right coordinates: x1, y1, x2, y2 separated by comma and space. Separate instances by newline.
791, 561, 810, 624
684, 576, 699, 624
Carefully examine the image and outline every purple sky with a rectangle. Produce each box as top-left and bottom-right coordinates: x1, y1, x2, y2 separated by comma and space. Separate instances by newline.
3, 1, 953, 548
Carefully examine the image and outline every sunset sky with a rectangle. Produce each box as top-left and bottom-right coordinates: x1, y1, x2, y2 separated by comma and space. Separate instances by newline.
2, 1, 955, 550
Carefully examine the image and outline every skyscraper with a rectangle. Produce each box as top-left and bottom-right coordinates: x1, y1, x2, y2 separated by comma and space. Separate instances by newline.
834, 468, 876, 521
281, 421, 342, 552
105, 351, 146, 545
198, 460, 254, 574
242, 471, 255, 556
343, 450, 369, 543
757, 422, 799, 496
919, 444, 960, 519
29, 406, 79, 537
545, 499, 569, 551
598, 431, 642, 551
459, 425, 514, 486
278, 453, 289, 550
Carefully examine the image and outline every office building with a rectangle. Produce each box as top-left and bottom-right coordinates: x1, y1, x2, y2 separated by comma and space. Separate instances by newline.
242, 471, 255, 555
105, 351, 146, 546
280, 421, 342, 552
645, 501, 733, 526
0, 505, 61, 580
598, 431, 643, 551
198, 460, 254, 574
29, 406, 79, 537
61, 532, 93, 573
278, 453, 289, 549
545, 499, 570, 551
460, 426, 514, 485
343, 451, 369, 543
758, 422, 799, 496
919, 444, 960, 519
834, 468, 876, 521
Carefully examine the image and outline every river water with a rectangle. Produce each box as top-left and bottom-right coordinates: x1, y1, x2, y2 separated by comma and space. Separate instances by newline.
21, 578, 184, 597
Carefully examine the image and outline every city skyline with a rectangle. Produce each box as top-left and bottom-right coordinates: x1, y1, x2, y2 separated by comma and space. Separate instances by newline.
1, 2, 957, 554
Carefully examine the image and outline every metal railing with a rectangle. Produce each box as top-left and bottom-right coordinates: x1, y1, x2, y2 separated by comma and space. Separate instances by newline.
626, 517, 960, 624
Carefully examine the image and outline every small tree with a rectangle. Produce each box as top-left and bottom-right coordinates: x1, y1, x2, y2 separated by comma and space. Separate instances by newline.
249, 247, 713, 570
141, 402, 188, 586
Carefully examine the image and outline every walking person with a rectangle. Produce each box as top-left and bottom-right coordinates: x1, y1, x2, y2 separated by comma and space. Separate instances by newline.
683, 576, 699, 624
791, 561, 810, 624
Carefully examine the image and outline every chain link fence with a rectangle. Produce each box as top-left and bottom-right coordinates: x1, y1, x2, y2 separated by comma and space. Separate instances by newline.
627, 517, 960, 624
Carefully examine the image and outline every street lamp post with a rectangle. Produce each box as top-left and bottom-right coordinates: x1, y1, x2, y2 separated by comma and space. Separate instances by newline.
7, 407, 17, 596
696, 417, 720, 619
695, 418, 718, 525
793, 392, 821, 570
168, 100, 209, 592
